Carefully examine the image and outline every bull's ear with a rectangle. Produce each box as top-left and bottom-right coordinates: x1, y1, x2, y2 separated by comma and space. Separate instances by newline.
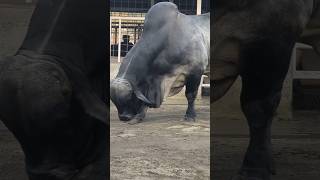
134, 90, 154, 106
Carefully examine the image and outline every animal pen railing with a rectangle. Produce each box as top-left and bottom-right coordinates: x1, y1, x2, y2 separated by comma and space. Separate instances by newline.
290, 43, 320, 109
291, 43, 320, 79
110, 16, 145, 63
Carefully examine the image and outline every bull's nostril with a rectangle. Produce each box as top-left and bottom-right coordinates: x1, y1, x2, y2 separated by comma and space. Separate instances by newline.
119, 114, 133, 121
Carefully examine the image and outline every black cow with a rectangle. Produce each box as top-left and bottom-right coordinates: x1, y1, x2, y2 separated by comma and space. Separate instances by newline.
110, 2, 210, 124
0, 0, 108, 179
213, 0, 320, 179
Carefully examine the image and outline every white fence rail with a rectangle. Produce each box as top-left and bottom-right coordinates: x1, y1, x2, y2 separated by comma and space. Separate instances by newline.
289, 43, 320, 105
291, 43, 320, 79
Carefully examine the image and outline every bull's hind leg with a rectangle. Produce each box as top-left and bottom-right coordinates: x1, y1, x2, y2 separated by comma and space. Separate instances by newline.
184, 73, 203, 121
232, 40, 293, 180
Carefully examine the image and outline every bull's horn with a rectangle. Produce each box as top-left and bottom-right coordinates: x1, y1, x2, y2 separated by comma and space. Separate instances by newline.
134, 90, 153, 106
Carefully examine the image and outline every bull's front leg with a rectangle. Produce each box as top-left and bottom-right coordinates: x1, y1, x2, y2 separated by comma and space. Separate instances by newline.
127, 105, 148, 124
184, 73, 202, 121
232, 79, 283, 180
230, 39, 293, 180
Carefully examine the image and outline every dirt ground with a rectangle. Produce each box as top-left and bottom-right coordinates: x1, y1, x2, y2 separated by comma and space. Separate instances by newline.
110, 101, 210, 180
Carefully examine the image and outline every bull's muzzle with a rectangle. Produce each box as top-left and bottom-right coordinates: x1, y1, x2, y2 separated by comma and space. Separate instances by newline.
118, 114, 134, 121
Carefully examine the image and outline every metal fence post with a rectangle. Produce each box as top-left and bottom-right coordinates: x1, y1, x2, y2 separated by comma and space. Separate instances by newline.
117, 19, 122, 63
110, 18, 112, 59
197, 0, 202, 15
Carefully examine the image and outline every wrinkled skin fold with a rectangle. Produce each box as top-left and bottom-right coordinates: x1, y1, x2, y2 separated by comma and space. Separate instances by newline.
0, 0, 108, 179
213, 0, 320, 179
110, 2, 210, 123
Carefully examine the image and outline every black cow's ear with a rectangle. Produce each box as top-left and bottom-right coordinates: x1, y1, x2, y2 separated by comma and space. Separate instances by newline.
134, 90, 154, 106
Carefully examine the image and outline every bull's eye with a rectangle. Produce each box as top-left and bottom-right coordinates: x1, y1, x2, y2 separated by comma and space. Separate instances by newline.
124, 82, 130, 86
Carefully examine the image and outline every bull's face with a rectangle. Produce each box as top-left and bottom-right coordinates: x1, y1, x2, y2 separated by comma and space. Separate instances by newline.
110, 78, 152, 121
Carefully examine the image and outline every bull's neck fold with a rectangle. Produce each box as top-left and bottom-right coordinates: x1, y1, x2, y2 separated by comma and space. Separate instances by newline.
117, 39, 160, 86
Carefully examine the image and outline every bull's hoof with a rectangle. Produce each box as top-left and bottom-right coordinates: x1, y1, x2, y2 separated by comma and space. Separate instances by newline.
184, 115, 195, 122
127, 118, 142, 125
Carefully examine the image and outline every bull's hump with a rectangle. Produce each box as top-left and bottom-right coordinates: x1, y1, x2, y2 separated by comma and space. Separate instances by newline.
147, 2, 178, 15
144, 2, 178, 30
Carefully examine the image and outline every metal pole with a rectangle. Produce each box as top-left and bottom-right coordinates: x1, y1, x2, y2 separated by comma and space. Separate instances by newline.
110, 19, 112, 58
115, 27, 117, 45
134, 27, 137, 44
117, 19, 122, 63
196, 0, 202, 15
